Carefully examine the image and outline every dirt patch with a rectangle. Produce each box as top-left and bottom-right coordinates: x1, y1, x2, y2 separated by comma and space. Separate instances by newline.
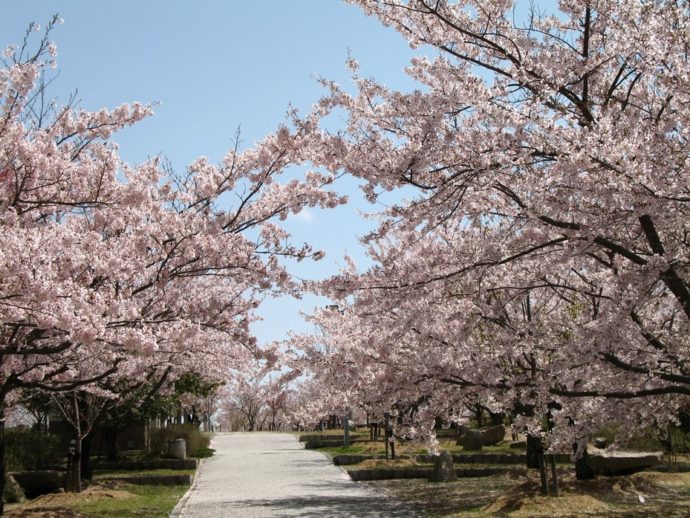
366, 474, 517, 515
368, 469, 690, 516
486, 491, 610, 516
484, 470, 690, 517
4, 507, 89, 518
632, 471, 690, 487
5, 483, 135, 517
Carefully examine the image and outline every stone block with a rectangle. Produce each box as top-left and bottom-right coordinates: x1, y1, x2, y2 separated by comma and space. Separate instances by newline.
459, 430, 483, 451
587, 452, 662, 476
11, 470, 65, 498
482, 425, 506, 446
429, 451, 457, 482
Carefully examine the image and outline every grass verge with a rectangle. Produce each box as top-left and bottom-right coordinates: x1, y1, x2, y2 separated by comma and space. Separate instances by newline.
5, 482, 188, 518
72, 484, 188, 518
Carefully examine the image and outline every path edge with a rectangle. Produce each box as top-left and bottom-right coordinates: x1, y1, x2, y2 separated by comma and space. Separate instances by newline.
169, 457, 205, 518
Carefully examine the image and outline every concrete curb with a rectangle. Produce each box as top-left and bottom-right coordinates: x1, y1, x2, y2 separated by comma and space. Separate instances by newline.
169, 458, 205, 518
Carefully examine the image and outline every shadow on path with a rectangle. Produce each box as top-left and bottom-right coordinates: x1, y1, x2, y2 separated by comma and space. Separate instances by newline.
188, 494, 416, 517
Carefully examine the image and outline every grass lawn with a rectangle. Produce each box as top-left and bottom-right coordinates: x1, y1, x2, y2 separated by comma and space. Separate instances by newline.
315, 444, 367, 455
72, 484, 188, 518
5, 482, 188, 518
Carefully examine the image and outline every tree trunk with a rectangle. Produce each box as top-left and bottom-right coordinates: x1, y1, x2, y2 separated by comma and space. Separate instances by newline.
537, 453, 548, 495
0, 406, 6, 515
549, 454, 559, 496
490, 411, 504, 426
103, 426, 119, 462
74, 434, 82, 492
384, 414, 390, 460
474, 404, 484, 428
81, 433, 94, 481
526, 434, 542, 469
69, 393, 82, 493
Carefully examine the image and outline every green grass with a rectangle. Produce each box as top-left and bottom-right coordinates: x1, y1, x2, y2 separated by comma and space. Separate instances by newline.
314, 444, 366, 455
71, 484, 188, 518
195, 446, 215, 458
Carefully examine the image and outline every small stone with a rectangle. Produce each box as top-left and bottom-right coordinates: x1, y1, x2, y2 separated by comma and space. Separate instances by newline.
429, 451, 457, 482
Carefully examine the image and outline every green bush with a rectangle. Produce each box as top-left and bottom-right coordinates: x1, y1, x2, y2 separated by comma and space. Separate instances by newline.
5, 426, 60, 471
594, 423, 689, 453
149, 424, 211, 458
195, 446, 215, 458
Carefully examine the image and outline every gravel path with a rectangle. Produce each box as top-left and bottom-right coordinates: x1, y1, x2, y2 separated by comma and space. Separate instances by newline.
172, 432, 421, 517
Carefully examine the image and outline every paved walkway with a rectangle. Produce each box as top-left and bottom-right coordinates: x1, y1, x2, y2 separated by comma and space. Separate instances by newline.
172, 432, 421, 517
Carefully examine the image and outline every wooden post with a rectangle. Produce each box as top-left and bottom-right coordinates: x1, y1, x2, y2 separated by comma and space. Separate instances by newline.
549, 454, 559, 496
537, 453, 548, 495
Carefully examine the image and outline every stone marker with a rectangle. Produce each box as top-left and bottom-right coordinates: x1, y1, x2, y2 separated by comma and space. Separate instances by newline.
168, 438, 187, 460
3, 474, 26, 503
429, 451, 457, 482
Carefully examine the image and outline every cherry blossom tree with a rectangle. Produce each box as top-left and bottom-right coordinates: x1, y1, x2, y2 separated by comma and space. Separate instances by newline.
0, 19, 346, 501
218, 361, 295, 432
292, 0, 690, 460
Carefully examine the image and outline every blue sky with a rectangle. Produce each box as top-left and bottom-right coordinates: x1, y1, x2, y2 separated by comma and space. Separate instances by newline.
1, 1, 419, 344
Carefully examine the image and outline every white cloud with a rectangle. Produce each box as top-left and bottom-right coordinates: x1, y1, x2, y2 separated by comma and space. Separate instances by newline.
287, 207, 314, 223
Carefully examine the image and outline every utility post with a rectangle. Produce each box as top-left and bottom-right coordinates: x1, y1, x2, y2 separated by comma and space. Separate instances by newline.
343, 414, 350, 447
